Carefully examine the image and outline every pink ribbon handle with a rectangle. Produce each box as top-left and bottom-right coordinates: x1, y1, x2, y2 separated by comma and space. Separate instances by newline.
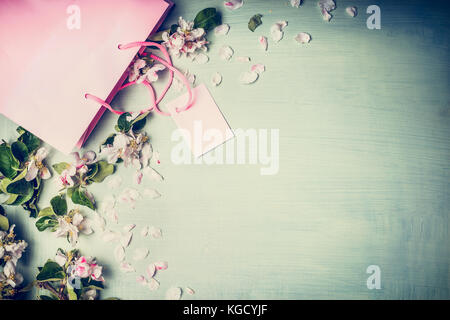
85, 41, 194, 116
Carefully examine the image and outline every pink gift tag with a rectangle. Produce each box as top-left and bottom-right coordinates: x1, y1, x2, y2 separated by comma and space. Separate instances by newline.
167, 84, 234, 158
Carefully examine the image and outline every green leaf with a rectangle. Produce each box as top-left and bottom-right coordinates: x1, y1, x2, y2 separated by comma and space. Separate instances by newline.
35, 215, 58, 232
39, 294, 59, 300
17, 128, 40, 154
38, 207, 56, 218
36, 260, 65, 282
101, 134, 116, 147
117, 112, 132, 132
90, 161, 115, 183
193, 8, 221, 31
248, 14, 263, 32
0, 213, 9, 231
50, 194, 67, 216
11, 141, 29, 163
86, 163, 99, 180
0, 144, 19, 179
71, 187, 95, 210
52, 162, 71, 175
131, 112, 148, 132
6, 178, 33, 195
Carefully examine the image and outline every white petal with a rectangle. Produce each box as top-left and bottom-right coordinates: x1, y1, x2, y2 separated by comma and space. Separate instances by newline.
270, 24, 284, 43
146, 264, 156, 278
322, 10, 332, 21
143, 188, 161, 199
134, 171, 143, 185
239, 71, 259, 84
214, 24, 230, 35
40, 167, 52, 180
290, 0, 302, 8
143, 167, 164, 182
211, 72, 222, 87
133, 248, 149, 261
236, 56, 251, 63
185, 287, 195, 295
258, 36, 268, 51
119, 262, 135, 273
223, 0, 243, 10
154, 261, 168, 271
120, 232, 133, 248
148, 278, 160, 291
219, 45, 234, 61
136, 275, 147, 285
149, 226, 162, 239
294, 32, 311, 44
141, 225, 149, 237
165, 287, 182, 300
35, 147, 49, 161
319, 0, 336, 12
107, 175, 122, 189
346, 6, 357, 17
92, 213, 106, 232
114, 245, 126, 262
251, 64, 265, 74
276, 21, 288, 30
101, 230, 120, 243
193, 52, 209, 64
123, 224, 136, 232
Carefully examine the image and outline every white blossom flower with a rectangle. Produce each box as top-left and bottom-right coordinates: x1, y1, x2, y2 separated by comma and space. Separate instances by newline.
25, 147, 51, 181
128, 58, 166, 83
54, 211, 92, 246
72, 256, 104, 282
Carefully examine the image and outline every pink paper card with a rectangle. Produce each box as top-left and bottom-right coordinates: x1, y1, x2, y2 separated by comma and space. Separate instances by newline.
0, 0, 172, 154
167, 84, 234, 158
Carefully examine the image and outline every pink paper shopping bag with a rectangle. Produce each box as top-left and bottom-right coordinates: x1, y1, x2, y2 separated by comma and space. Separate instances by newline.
0, 0, 173, 154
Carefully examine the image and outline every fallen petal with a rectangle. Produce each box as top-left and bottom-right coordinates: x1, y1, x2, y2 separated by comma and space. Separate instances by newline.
146, 264, 156, 278
294, 32, 311, 44
154, 261, 168, 271
102, 230, 120, 243
251, 64, 265, 74
211, 72, 222, 87
214, 24, 230, 35
185, 287, 195, 295
123, 224, 136, 232
149, 226, 162, 239
224, 0, 243, 10
119, 262, 135, 273
136, 275, 147, 285
346, 6, 357, 17
148, 278, 160, 291
239, 71, 259, 84
290, 0, 302, 8
107, 175, 122, 189
134, 171, 143, 185
143, 167, 164, 182
165, 287, 182, 300
193, 52, 209, 64
258, 36, 268, 51
141, 226, 149, 237
121, 232, 133, 248
219, 45, 234, 61
236, 56, 251, 63
114, 245, 126, 262
133, 248, 149, 261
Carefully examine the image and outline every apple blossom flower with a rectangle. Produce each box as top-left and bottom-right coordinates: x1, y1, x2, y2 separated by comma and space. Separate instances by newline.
162, 16, 208, 59
128, 58, 166, 84
72, 256, 104, 282
25, 147, 51, 181
54, 210, 92, 246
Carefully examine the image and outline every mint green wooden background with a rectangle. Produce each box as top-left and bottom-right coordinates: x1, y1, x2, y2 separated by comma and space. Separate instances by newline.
1, 0, 448, 299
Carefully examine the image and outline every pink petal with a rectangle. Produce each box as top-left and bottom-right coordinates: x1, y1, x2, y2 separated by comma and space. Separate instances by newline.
224, 0, 243, 10
154, 261, 168, 271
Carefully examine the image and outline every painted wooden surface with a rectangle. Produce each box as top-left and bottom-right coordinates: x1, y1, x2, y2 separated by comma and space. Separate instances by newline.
1, 0, 449, 299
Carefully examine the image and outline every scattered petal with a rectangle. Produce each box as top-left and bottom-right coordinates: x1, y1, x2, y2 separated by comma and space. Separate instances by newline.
136, 275, 147, 285
290, 0, 302, 8
149, 226, 162, 239
133, 248, 149, 261
121, 232, 133, 248
148, 278, 160, 291
211, 72, 222, 87
165, 287, 182, 300
107, 175, 122, 189
239, 71, 259, 84
214, 24, 230, 35
154, 261, 168, 271
119, 262, 135, 273
236, 56, 251, 62
134, 171, 143, 185
219, 45, 234, 61
258, 36, 268, 51
185, 287, 195, 295
143, 167, 164, 182
193, 52, 209, 64
143, 188, 161, 199
294, 32, 311, 44
224, 0, 243, 10
346, 6, 357, 17
123, 224, 136, 232
102, 230, 120, 243
318, 0, 336, 21
114, 245, 126, 262
251, 64, 265, 74
141, 225, 149, 237
146, 264, 156, 278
